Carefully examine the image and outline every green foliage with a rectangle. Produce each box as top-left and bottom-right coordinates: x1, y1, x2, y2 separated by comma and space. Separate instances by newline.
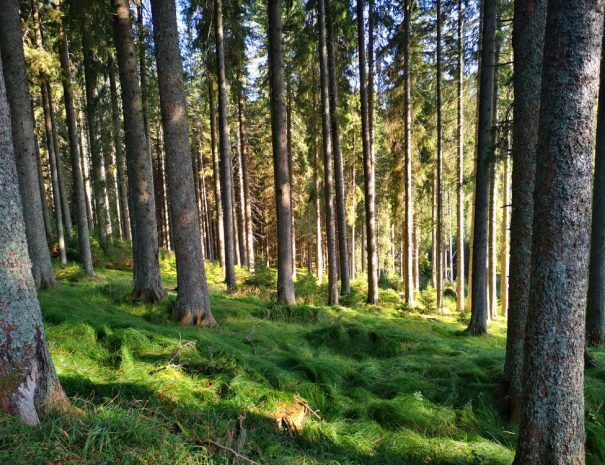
2, 259, 603, 464
418, 286, 438, 314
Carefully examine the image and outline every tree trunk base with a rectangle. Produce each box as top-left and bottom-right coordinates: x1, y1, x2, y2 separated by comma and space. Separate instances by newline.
38, 273, 56, 290
466, 321, 487, 336
131, 287, 164, 304
173, 303, 218, 326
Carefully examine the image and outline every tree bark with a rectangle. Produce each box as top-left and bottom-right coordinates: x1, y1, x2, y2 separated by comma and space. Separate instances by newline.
503, 0, 546, 421
214, 0, 237, 290
318, 0, 339, 305
456, 0, 465, 313
0, 52, 67, 425
436, 0, 443, 309
513, 2, 603, 463
326, 1, 350, 295
268, 0, 296, 304
150, 0, 215, 325
209, 81, 225, 268
357, 0, 378, 304
0, 0, 56, 289
467, 0, 496, 335
34, 134, 52, 240
500, 128, 510, 317
112, 0, 164, 302
57, 9, 93, 276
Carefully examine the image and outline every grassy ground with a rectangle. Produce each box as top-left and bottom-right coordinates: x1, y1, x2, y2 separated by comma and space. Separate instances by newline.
1, 254, 605, 465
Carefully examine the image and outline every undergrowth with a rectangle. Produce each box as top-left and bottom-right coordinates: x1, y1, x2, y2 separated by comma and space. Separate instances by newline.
1, 256, 604, 464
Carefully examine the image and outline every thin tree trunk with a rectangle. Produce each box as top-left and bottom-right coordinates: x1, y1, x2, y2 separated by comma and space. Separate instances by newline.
237, 79, 254, 271
467, 0, 496, 335
57, 10, 93, 275
268, 0, 296, 303
432, 166, 437, 288
357, 0, 378, 304
112, 0, 164, 302
503, 0, 546, 422
318, 0, 339, 305
326, 1, 350, 295
436, 0, 443, 309
487, 147, 497, 319
456, 0, 465, 312
500, 128, 510, 317
150, 0, 215, 325
101, 93, 121, 242
403, 0, 414, 305
513, 2, 603, 462
209, 81, 225, 268
214, 0, 236, 290
286, 75, 297, 280
315, 141, 323, 284
34, 134, 52, 239
0, 55, 67, 423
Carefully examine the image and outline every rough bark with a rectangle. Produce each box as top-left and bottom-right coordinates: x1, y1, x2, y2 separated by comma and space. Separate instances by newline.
513, 2, 603, 463
214, 0, 236, 291
503, 0, 546, 421
268, 0, 296, 304
0, 52, 67, 425
150, 0, 215, 325
357, 0, 378, 304
112, 0, 164, 302
326, 1, 350, 295
467, 0, 496, 335
57, 12, 93, 276
0, 0, 56, 289
456, 0, 465, 313
318, 0, 339, 305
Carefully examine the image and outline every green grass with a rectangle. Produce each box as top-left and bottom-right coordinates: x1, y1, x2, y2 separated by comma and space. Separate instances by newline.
1, 257, 604, 464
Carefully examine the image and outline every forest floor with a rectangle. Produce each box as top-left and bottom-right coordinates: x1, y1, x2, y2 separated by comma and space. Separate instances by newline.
2, 248, 605, 465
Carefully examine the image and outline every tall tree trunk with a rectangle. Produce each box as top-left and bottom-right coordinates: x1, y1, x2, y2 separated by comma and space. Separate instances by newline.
268, 0, 296, 303
0, 56, 67, 424
108, 57, 131, 241
586, 24, 605, 347
318, 0, 339, 305
431, 167, 437, 288
209, 81, 225, 268
456, 0, 465, 312
487, 146, 497, 319
150, 0, 215, 325
436, 0, 443, 309
237, 79, 252, 270
351, 155, 357, 280
112, 0, 163, 302
41, 82, 67, 265
57, 9, 93, 275
315, 140, 324, 284
503, 0, 546, 421
357, 0, 378, 304
214, 0, 236, 290
34, 134, 52, 240
82, 31, 110, 249
78, 104, 95, 231
513, 2, 603, 463
326, 1, 350, 295
467, 0, 496, 335
500, 128, 510, 317
231, 173, 241, 266
137, 4, 153, 170
101, 99, 121, 242
286, 75, 297, 280
403, 0, 414, 305
413, 210, 419, 290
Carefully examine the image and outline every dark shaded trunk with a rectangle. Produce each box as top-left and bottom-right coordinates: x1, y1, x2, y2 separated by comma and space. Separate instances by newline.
513, 2, 603, 463
268, 0, 296, 303
34, 134, 52, 240
57, 11, 93, 275
112, 0, 164, 302
150, 0, 215, 325
318, 0, 339, 305
0, 0, 56, 289
503, 0, 546, 421
500, 127, 510, 317
209, 82, 225, 268
101, 98, 121, 242
357, 0, 378, 304
214, 0, 236, 290
467, 0, 496, 335
456, 0, 464, 312
326, 0, 350, 295
108, 57, 131, 241
0, 55, 67, 424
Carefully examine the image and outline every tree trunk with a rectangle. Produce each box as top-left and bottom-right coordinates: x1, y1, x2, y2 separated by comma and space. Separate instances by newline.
268, 0, 296, 304
112, 0, 164, 302
503, 0, 546, 421
315, 140, 323, 284
150, 0, 215, 325
586, 23, 605, 347
326, 1, 350, 295
0, 0, 56, 289
108, 57, 131, 241
0, 51, 68, 425
513, 2, 603, 463
286, 76, 297, 280
214, 0, 237, 291
357, 0, 378, 304
209, 81, 225, 268
500, 128, 510, 317
436, 0, 443, 309
101, 98, 121, 242
34, 134, 52, 240
432, 166, 437, 289
237, 79, 254, 271
57, 10, 93, 276
467, 0, 496, 335
487, 146, 497, 320
456, 0, 465, 312
318, 0, 339, 305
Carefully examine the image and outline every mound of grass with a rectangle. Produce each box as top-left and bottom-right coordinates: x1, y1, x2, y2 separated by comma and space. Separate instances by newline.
1, 257, 603, 464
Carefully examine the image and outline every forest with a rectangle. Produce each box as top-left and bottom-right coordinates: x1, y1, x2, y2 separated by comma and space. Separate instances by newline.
1, 0, 605, 463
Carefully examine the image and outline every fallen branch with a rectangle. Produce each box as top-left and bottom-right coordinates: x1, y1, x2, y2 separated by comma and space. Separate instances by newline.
294, 395, 321, 420
206, 438, 264, 465
151, 336, 196, 373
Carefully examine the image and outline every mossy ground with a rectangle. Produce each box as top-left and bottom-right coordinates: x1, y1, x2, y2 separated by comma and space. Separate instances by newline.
1, 253, 605, 464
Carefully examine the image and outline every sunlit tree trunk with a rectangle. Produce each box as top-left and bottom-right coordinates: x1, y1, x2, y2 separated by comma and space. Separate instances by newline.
456, 0, 465, 312
436, 0, 443, 310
